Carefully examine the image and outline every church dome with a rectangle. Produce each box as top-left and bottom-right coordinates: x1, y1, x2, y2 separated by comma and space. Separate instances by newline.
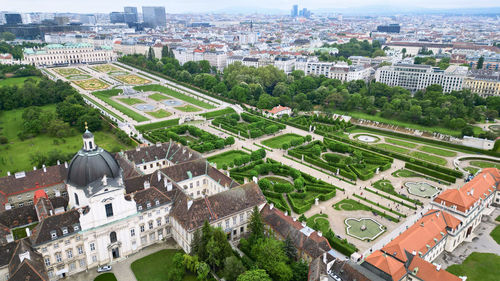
66, 130, 121, 188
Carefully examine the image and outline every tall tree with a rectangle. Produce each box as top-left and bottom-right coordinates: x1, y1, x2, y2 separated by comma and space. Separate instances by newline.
283, 235, 297, 261
147, 47, 155, 61
236, 269, 272, 281
249, 206, 264, 242
476, 56, 484, 69
223, 256, 245, 281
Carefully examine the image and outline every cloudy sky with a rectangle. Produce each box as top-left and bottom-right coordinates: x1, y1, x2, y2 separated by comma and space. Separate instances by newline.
4, 0, 500, 13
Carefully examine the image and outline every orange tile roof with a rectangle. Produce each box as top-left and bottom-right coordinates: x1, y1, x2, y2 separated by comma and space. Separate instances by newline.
434, 168, 500, 212
365, 250, 407, 281
381, 210, 460, 262
264, 105, 291, 114
407, 255, 461, 281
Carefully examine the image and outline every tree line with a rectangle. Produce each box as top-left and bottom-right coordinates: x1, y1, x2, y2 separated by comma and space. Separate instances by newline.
119, 49, 500, 138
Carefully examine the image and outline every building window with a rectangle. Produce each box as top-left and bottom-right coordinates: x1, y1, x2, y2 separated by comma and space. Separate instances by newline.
157, 218, 161, 227
240, 213, 244, 222
44, 257, 51, 266
74, 193, 79, 206
77, 246, 83, 255
53, 242, 59, 249
226, 220, 229, 228
105, 203, 113, 217
130, 229, 135, 237
92, 255, 97, 263
90, 243, 95, 251
55, 253, 62, 263
165, 216, 169, 224
79, 259, 86, 268
110, 231, 117, 243
149, 221, 153, 230
233, 217, 236, 225
66, 249, 73, 259
140, 225, 145, 232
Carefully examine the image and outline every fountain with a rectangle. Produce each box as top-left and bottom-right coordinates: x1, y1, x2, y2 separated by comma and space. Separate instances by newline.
361, 224, 367, 231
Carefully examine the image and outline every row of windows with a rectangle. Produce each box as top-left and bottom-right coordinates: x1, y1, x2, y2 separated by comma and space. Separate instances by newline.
47, 259, 86, 278
44, 245, 84, 266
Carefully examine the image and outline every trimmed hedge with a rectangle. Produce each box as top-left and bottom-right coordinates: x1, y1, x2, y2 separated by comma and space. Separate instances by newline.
287, 193, 312, 214
135, 119, 179, 132
405, 163, 456, 183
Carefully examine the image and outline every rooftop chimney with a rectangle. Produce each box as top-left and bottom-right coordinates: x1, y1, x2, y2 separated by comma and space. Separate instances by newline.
42, 165, 46, 172
136, 146, 140, 152
25, 227, 31, 237
436, 264, 441, 271
57, 160, 60, 165
157, 170, 161, 182
64, 161, 68, 168
33, 166, 37, 171
187, 200, 193, 210
301, 222, 306, 228
323, 252, 327, 264
156, 142, 161, 147
144, 181, 150, 189
270, 203, 274, 210
292, 217, 296, 221
7, 171, 10, 176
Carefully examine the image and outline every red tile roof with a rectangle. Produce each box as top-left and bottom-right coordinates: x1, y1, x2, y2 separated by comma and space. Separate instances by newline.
365, 250, 407, 281
264, 105, 291, 115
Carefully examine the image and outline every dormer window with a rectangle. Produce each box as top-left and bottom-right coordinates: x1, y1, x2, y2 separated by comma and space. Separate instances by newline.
50, 231, 57, 240
62, 227, 68, 235
155, 200, 160, 206
73, 225, 79, 231
146, 202, 151, 209
138, 206, 143, 211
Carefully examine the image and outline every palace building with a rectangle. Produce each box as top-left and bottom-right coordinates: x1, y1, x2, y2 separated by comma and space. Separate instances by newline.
0, 128, 265, 281
23, 43, 116, 67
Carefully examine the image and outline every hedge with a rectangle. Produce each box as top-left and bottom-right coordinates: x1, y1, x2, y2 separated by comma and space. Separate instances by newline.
365, 187, 417, 210
325, 230, 358, 257
287, 193, 312, 214
263, 191, 291, 213
405, 163, 456, 183
349, 165, 374, 181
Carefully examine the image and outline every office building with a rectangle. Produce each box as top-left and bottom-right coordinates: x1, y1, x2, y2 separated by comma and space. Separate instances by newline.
376, 24, 400, 33
124, 7, 138, 23
142, 6, 166, 28
109, 12, 125, 24
5, 13, 22, 25
291, 5, 298, 17
375, 64, 467, 93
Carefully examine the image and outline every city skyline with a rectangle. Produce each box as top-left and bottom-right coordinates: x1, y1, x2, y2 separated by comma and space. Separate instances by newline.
3, 0, 500, 14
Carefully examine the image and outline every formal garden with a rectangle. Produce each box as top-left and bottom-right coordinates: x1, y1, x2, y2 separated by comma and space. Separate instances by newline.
175, 104, 201, 112
91, 64, 122, 73
73, 78, 110, 91
66, 74, 92, 80
92, 89, 149, 122
52, 67, 82, 77
142, 125, 235, 153
147, 109, 172, 119
229, 158, 339, 214
200, 107, 236, 119
282, 114, 354, 134
113, 74, 151, 85
354, 134, 380, 143
333, 198, 400, 223
288, 139, 393, 181
344, 218, 385, 241
135, 84, 215, 109
212, 113, 285, 139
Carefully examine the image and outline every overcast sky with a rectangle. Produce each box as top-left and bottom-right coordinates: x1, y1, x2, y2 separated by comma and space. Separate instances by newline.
4, 0, 500, 14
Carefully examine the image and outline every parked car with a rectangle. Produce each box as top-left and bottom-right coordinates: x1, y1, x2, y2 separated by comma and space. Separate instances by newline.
97, 265, 112, 272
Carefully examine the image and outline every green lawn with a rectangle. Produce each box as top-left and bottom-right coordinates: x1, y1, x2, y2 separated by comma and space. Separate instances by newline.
175, 105, 201, 112
410, 151, 447, 165
391, 169, 420, 178
94, 273, 117, 281
333, 199, 371, 211
333, 110, 462, 137
92, 89, 149, 122
0, 76, 41, 87
470, 160, 500, 169
261, 133, 304, 149
135, 119, 180, 132
148, 93, 168, 101
147, 109, 172, 119
131, 249, 196, 281
385, 138, 418, 148
418, 145, 457, 157
0, 105, 134, 174
446, 252, 500, 281
373, 143, 410, 154
134, 85, 215, 109
264, 176, 292, 184
118, 97, 144, 105
207, 150, 249, 169
83, 95, 124, 122
200, 107, 236, 119
464, 166, 480, 174
490, 225, 500, 245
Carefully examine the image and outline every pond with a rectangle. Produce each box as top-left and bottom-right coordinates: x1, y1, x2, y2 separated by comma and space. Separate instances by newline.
134, 104, 156, 111
162, 99, 184, 106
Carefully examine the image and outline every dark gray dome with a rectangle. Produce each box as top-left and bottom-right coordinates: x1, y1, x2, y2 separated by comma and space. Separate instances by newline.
67, 147, 120, 187
82, 130, 94, 139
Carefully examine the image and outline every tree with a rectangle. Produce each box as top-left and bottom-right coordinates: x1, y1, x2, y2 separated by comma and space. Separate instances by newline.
236, 269, 272, 281
283, 235, 297, 261
223, 256, 245, 281
196, 262, 210, 281
47, 119, 72, 138
477, 56, 484, 69
249, 206, 264, 241
147, 47, 155, 61
0, 32, 15, 41
251, 238, 292, 281
191, 229, 202, 255
402, 48, 407, 58
294, 177, 305, 192
461, 126, 474, 137
258, 178, 271, 190
224, 136, 235, 146
291, 260, 309, 281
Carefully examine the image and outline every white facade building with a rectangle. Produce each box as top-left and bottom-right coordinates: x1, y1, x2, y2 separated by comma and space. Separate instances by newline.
23, 43, 116, 67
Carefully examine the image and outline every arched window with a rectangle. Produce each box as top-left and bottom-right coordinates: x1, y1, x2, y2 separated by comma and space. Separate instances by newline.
74, 193, 79, 206
110, 231, 117, 243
